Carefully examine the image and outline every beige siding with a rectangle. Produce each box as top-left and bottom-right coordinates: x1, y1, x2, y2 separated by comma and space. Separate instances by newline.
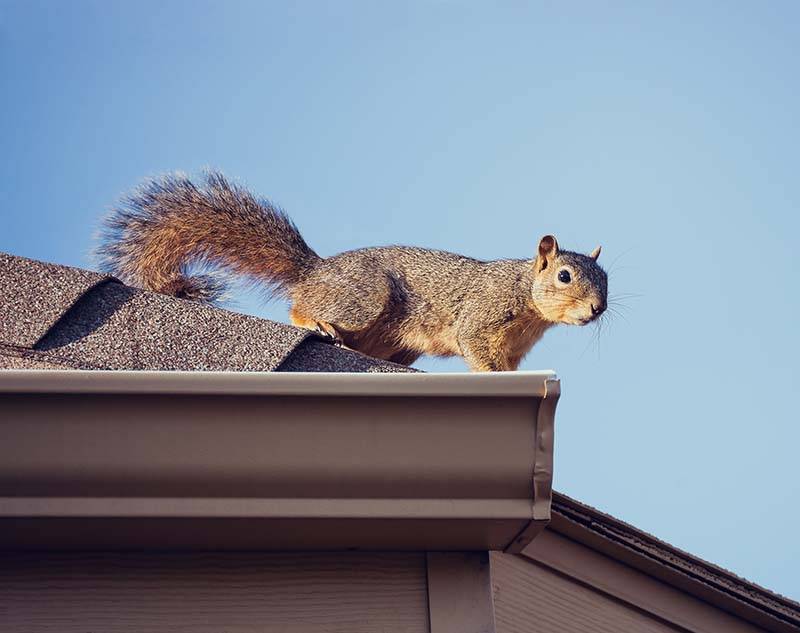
491, 551, 682, 633
0, 552, 430, 633
515, 530, 771, 633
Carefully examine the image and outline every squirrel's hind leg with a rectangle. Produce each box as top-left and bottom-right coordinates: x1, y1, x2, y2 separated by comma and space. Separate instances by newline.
289, 307, 345, 346
313, 321, 345, 346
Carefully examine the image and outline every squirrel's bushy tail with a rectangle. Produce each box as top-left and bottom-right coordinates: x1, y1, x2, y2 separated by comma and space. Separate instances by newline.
96, 171, 319, 304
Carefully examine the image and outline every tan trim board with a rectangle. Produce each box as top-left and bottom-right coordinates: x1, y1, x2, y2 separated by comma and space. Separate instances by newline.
427, 552, 496, 633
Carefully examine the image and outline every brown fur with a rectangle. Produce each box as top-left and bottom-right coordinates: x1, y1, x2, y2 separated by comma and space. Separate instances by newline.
97, 171, 608, 372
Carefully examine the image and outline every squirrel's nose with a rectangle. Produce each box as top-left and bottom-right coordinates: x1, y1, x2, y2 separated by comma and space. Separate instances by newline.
591, 303, 604, 316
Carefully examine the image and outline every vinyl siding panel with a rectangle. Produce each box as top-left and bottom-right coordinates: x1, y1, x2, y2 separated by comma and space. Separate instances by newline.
491, 551, 683, 633
515, 529, 772, 633
0, 552, 430, 633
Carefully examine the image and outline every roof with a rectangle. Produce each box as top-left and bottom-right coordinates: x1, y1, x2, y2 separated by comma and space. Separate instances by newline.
2, 250, 798, 628
0, 252, 412, 373
548, 493, 800, 632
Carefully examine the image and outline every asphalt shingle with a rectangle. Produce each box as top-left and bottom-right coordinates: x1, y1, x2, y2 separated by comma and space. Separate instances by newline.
0, 252, 111, 347
0, 252, 413, 373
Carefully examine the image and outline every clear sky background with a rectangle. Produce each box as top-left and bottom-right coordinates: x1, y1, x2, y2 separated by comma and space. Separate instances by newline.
2, 0, 798, 599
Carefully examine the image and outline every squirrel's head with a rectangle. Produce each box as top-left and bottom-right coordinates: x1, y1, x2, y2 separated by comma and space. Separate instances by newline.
530, 235, 608, 326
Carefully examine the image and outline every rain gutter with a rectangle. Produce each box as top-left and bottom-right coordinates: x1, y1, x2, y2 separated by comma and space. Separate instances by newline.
0, 370, 559, 552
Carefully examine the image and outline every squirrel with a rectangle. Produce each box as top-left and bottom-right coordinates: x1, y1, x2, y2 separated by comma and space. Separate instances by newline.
96, 171, 608, 372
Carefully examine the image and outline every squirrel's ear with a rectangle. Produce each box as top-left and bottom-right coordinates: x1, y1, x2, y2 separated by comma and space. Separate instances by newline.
536, 235, 559, 272
589, 245, 601, 261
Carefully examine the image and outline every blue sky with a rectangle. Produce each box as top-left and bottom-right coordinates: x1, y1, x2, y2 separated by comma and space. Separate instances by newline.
2, 1, 798, 599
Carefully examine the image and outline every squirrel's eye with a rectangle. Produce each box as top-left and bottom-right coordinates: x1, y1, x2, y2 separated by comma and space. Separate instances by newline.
558, 269, 571, 284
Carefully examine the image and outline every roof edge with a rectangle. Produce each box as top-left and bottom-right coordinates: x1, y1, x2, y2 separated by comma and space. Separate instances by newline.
0, 369, 558, 397
549, 493, 800, 632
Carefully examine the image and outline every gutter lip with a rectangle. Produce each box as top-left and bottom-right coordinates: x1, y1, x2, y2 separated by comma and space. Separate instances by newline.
0, 369, 558, 397
0, 497, 537, 520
